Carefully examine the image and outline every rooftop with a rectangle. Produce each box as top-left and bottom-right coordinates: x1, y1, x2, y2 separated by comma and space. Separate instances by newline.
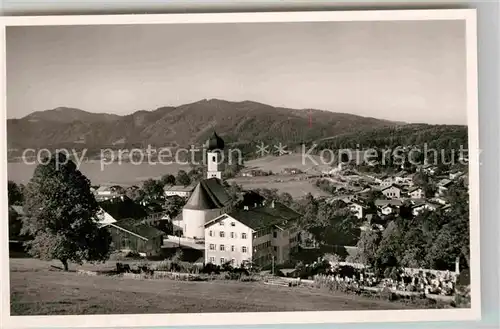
99, 196, 149, 221
184, 178, 230, 210
110, 218, 164, 240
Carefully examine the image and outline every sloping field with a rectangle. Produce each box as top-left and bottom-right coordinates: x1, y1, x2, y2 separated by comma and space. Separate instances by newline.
10, 259, 409, 315
244, 154, 332, 174
228, 176, 330, 199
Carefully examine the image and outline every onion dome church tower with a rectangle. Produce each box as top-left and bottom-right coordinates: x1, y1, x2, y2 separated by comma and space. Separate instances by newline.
180, 131, 230, 239
206, 131, 224, 179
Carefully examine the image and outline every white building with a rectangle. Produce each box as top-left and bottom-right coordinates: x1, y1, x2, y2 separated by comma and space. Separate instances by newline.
204, 201, 301, 267
381, 185, 402, 199
408, 186, 424, 199
164, 184, 196, 198
349, 201, 367, 219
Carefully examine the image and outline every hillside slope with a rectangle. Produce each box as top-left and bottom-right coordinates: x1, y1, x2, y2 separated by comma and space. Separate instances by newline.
7, 99, 396, 151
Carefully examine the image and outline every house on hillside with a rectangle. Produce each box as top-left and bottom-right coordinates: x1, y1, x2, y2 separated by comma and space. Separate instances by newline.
408, 186, 425, 199
412, 202, 441, 216
379, 176, 395, 188
374, 199, 403, 217
436, 179, 453, 196
105, 218, 164, 256
349, 201, 368, 220
381, 184, 403, 199
164, 184, 196, 198
96, 195, 149, 226
204, 200, 301, 268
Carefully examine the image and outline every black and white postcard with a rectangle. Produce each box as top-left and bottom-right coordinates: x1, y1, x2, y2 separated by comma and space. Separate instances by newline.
0, 9, 480, 328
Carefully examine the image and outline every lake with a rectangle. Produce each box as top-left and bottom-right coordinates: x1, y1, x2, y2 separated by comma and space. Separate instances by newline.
8, 162, 190, 186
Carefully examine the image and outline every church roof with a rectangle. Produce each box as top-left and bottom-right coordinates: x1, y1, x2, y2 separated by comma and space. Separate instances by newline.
207, 131, 225, 151
184, 178, 230, 210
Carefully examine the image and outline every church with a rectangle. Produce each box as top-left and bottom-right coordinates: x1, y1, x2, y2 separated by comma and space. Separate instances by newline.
175, 131, 302, 268
174, 131, 232, 239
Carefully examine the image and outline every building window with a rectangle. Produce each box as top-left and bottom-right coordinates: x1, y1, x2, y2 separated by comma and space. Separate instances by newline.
209, 230, 213, 237
273, 231, 277, 238
209, 244, 215, 250
121, 237, 129, 248
231, 258, 236, 265
220, 244, 225, 251
209, 257, 215, 263
242, 246, 247, 253
231, 222, 236, 227
230, 232, 235, 238
220, 257, 225, 264
219, 221, 224, 226
241, 233, 247, 239
274, 246, 278, 252
231, 245, 235, 252
220, 231, 225, 238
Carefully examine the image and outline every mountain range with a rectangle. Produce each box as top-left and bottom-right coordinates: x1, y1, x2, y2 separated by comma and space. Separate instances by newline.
7, 99, 398, 154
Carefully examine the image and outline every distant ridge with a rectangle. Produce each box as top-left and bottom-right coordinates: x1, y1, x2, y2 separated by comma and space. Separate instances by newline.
7, 99, 397, 151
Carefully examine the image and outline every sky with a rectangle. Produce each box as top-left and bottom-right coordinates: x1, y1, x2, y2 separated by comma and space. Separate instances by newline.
6, 20, 467, 124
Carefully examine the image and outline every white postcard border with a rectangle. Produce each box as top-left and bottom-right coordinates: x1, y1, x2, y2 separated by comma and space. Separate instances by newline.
0, 9, 480, 328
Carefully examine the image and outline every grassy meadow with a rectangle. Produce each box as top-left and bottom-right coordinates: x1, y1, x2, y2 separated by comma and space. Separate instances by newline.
9, 258, 410, 315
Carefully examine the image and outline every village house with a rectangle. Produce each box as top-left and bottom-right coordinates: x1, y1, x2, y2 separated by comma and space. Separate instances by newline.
163, 184, 196, 198
204, 200, 301, 268
408, 186, 425, 199
412, 201, 441, 216
379, 176, 395, 188
104, 218, 165, 257
374, 199, 403, 217
96, 195, 149, 226
381, 184, 403, 199
436, 178, 453, 196
349, 200, 368, 219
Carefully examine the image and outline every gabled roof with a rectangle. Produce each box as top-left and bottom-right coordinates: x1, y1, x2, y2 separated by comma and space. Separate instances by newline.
205, 201, 301, 231
164, 184, 196, 192
99, 196, 149, 221
381, 184, 403, 191
408, 186, 423, 192
184, 178, 230, 210
109, 218, 164, 240
438, 179, 453, 187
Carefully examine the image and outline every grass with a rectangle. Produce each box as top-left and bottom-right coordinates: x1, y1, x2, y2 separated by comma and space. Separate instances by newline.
9, 258, 413, 315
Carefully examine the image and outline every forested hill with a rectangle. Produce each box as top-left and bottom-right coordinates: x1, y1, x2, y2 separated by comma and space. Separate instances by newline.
315, 124, 468, 151
7, 99, 396, 152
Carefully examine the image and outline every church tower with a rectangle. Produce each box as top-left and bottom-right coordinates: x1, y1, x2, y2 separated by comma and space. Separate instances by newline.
206, 131, 224, 179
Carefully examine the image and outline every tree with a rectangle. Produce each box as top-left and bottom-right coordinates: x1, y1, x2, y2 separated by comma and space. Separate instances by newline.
8, 180, 23, 205
161, 174, 176, 186
164, 195, 186, 219
9, 208, 22, 240
351, 229, 381, 266
22, 152, 111, 271
226, 183, 244, 208
176, 170, 191, 186
142, 179, 164, 202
